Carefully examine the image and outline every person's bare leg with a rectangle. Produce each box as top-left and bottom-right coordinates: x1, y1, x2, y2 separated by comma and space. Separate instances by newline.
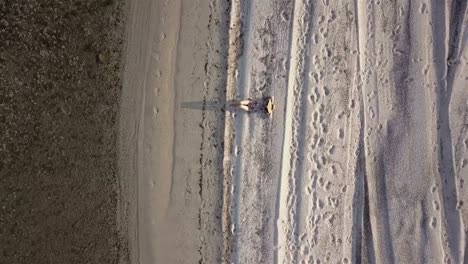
239, 99, 250, 105
230, 100, 241, 106
239, 105, 249, 112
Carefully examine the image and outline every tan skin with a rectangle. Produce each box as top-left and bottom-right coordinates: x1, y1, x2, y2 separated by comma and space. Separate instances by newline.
231, 96, 275, 117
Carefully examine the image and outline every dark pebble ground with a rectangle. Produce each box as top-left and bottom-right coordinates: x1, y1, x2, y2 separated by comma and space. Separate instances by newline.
0, 1, 128, 263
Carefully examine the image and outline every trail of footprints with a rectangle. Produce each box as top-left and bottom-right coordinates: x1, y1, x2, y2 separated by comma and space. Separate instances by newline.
290, 5, 348, 263
280, 0, 468, 263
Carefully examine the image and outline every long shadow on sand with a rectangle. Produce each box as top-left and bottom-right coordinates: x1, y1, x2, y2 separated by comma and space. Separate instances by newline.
181, 100, 225, 111
181, 100, 270, 120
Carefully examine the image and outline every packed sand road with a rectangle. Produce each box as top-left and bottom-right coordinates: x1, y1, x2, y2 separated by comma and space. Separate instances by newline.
120, 0, 468, 263
120, 0, 230, 263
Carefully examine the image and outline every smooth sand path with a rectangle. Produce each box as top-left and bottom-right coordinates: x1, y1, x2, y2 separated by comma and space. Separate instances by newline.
120, 0, 229, 263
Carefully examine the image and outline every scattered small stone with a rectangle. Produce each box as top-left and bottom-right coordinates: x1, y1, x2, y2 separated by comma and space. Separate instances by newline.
97, 53, 108, 64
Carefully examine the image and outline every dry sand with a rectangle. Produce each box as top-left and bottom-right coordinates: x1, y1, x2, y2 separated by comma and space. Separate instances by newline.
121, 0, 468, 263
120, 0, 229, 263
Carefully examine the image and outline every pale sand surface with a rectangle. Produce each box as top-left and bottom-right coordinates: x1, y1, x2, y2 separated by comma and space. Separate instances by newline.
120, 0, 468, 263
120, 0, 229, 263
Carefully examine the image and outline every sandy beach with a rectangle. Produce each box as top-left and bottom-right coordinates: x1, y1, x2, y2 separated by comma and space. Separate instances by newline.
121, 0, 468, 263
1, 0, 467, 263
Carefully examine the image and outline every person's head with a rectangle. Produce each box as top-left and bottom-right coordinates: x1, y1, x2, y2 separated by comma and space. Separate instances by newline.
267, 99, 274, 114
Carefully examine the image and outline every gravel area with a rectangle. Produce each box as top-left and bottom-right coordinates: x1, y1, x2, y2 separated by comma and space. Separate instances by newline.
0, 1, 128, 263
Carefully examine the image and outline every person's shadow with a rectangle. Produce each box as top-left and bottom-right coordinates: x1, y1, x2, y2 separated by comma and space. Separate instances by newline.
181, 100, 270, 119
180, 100, 225, 112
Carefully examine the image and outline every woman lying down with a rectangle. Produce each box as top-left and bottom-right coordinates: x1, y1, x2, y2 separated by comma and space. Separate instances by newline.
231, 96, 275, 117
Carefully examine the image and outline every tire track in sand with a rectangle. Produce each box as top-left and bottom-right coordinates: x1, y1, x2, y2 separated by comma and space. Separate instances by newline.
353, 1, 467, 263
223, 1, 468, 263
429, 1, 467, 262
277, 0, 313, 262
225, 0, 294, 262
354, 1, 396, 263
277, 0, 360, 263
222, 0, 294, 263
221, 0, 240, 262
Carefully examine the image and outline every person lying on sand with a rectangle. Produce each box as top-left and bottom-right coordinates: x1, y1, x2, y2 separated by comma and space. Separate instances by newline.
231, 96, 275, 117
